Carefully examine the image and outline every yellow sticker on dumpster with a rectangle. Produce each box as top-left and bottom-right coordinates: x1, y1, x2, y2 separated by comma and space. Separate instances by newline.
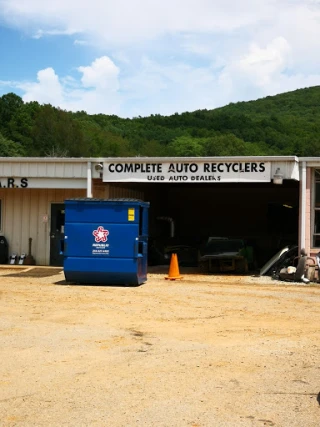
128, 208, 135, 221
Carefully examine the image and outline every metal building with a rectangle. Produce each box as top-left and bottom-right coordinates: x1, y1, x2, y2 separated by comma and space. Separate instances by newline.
0, 155, 317, 267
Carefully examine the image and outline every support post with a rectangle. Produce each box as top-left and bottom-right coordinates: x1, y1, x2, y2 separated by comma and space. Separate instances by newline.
300, 161, 306, 253
87, 161, 92, 198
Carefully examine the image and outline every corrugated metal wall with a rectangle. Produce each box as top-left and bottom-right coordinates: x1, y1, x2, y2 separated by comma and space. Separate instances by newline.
0, 182, 144, 266
0, 188, 86, 265
108, 183, 145, 200
0, 161, 88, 178
92, 179, 110, 199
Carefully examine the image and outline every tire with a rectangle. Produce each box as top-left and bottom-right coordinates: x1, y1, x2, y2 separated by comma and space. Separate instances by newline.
198, 261, 209, 274
235, 258, 248, 274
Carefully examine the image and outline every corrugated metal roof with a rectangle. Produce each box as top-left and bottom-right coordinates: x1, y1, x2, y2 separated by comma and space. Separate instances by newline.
0, 156, 300, 163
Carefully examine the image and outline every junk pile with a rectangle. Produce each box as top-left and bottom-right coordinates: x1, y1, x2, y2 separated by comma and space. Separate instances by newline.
277, 248, 310, 283
260, 245, 319, 283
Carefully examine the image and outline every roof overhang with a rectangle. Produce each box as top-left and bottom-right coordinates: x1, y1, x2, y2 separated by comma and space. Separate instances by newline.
0, 156, 300, 185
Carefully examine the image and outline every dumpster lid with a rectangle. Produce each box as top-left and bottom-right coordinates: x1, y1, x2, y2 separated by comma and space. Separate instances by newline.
65, 198, 150, 206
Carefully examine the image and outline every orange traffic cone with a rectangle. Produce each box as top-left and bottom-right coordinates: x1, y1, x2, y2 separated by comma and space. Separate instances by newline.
165, 253, 183, 280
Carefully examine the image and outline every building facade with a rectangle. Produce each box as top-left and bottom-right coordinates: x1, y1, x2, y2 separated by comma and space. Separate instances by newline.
0, 156, 317, 267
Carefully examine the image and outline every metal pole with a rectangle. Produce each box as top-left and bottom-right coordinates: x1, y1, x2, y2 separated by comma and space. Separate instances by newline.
300, 161, 306, 252
87, 161, 92, 198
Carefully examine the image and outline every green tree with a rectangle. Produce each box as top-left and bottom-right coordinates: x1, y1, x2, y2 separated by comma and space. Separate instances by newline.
167, 136, 205, 157
31, 105, 88, 157
7, 101, 41, 154
0, 133, 25, 156
1, 85, 320, 158
0, 93, 24, 137
202, 134, 248, 156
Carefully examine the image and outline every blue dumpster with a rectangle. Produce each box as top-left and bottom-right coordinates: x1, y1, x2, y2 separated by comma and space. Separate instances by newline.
63, 198, 150, 285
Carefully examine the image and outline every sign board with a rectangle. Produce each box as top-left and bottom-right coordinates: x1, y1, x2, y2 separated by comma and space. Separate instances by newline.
103, 161, 271, 183
0, 177, 87, 189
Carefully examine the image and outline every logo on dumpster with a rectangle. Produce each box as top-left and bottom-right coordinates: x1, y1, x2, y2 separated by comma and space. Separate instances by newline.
93, 226, 109, 243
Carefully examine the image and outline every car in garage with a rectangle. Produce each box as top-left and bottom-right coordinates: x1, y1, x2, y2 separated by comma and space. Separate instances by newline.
198, 237, 254, 274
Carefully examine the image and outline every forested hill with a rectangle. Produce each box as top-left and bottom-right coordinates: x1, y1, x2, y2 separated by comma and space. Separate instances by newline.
0, 86, 320, 158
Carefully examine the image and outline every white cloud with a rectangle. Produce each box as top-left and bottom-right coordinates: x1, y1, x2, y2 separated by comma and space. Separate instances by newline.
74, 39, 89, 46
1, 0, 320, 116
17, 57, 122, 115
1, 1, 320, 62
3, 47, 319, 118
20, 68, 64, 105
32, 28, 78, 39
220, 37, 291, 90
0, 0, 276, 45
78, 56, 119, 91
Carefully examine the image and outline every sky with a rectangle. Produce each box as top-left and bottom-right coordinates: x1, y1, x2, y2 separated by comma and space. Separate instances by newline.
0, 0, 320, 118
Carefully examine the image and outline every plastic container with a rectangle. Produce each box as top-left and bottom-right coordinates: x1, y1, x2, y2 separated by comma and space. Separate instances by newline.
63, 198, 149, 285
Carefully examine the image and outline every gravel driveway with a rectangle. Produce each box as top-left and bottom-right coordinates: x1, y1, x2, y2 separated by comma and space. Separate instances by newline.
1, 266, 320, 426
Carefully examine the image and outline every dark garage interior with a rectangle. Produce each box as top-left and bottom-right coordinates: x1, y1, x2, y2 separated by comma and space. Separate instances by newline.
110, 180, 300, 271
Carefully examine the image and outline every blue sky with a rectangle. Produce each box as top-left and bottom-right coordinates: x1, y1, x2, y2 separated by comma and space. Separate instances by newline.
0, 0, 320, 118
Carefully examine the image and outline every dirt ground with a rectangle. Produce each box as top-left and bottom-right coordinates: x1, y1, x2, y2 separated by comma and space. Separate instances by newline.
1, 266, 320, 427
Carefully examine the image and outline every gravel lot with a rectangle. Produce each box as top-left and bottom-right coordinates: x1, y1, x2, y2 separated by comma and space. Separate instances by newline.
1, 266, 320, 426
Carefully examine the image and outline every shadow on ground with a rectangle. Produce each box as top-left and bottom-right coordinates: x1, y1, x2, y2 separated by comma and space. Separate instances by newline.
3, 267, 63, 278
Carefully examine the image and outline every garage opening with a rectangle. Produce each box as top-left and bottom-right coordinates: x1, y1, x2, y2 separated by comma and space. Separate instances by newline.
109, 180, 299, 272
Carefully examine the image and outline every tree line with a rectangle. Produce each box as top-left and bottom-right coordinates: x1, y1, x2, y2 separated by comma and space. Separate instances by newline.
0, 86, 320, 158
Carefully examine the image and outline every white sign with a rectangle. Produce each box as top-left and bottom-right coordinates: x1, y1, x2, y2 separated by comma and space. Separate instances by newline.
103, 161, 271, 183
92, 226, 110, 255
0, 177, 87, 189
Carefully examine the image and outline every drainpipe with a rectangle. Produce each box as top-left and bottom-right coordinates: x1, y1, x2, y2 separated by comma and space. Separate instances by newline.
300, 161, 306, 253
157, 216, 174, 238
87, 161, 92, 198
